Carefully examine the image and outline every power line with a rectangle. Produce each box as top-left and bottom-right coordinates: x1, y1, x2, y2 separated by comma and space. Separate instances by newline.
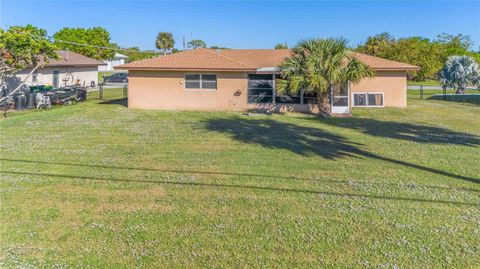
6, 26, 157, 54
51, 37, 157, 54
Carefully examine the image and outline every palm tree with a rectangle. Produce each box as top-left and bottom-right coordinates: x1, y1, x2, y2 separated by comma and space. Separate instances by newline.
277, 38, 374, 116
438, 55, 480, 94
155, 32, 175, 55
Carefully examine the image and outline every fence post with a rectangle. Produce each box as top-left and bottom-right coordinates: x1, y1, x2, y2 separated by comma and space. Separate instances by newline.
99, 83, 104, 100
2, 88, 7, 118
420, 85, 423, 100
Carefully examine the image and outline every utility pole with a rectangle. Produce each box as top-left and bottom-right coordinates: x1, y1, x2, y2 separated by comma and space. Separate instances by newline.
183, 36, 186, 51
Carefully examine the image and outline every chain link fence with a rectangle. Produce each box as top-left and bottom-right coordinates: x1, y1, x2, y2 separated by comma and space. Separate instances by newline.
88, 83, 128, 103
408, 85, 480, 105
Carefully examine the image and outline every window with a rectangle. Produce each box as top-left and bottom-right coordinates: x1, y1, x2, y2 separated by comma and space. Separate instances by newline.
248, 74, 273, 103
353, 93, 384, 107
248, 74, 306, 104
332, 84, 348, 107
185, 74, 217, 89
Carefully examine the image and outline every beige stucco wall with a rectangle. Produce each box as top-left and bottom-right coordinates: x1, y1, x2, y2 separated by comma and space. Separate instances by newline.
15, 66, 99, 88
350, 71, 407, 107
128, 71, 249, 111
128, 70, 408, 112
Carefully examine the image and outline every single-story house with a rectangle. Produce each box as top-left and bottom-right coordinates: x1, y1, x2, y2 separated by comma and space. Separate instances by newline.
15, 50, 104, 89
116, 48, 419, 115
98, 52, 129, 71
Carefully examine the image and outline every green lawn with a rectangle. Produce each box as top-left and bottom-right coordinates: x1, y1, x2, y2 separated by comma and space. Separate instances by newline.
408, 88, 480, 104
407, 80, 442, 86
1, 89, 479, 268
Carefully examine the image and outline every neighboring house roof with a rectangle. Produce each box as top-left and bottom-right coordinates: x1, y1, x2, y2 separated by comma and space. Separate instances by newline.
113, 53, 129, 59
116, 48, 420, 71
44, 50, 105, 67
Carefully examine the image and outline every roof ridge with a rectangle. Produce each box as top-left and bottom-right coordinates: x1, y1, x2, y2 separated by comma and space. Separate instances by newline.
201, 48, 253, 69
120, 49, 195, 67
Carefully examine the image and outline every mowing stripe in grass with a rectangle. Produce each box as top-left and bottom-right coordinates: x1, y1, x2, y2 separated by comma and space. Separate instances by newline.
2, 158, 479, 194
2, 170, 478, 207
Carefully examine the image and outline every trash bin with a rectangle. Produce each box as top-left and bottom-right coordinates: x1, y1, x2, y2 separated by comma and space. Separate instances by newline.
25, 92, 34, 109
78, 89, 87, 102
14, 95, 25, 110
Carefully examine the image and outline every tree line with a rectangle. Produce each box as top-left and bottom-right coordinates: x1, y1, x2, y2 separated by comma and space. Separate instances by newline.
2, 25, 479, 83
355, 32, 479, 81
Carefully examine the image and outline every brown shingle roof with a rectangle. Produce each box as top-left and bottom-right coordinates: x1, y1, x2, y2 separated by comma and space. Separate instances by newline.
350, 52, 419, 71
117, 48, 419, 71
117, 48, 252, 71
44, 50, 105, 67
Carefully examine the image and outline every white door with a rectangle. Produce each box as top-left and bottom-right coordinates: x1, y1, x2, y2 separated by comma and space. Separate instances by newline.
331, 84, 350, 114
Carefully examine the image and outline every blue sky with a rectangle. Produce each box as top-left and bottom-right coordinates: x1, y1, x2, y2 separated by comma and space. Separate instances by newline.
1, 1, 479, 51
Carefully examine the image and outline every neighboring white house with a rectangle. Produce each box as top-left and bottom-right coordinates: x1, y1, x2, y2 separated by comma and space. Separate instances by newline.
98, 53, 129, 71
15, 50, 105, 88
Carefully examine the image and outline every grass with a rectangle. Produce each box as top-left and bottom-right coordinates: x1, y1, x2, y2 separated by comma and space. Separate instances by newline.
408, 88, 480, 104
1, 89, 479, 268
407, 80, 442, 86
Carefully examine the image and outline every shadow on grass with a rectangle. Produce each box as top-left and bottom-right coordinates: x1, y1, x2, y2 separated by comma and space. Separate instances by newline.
319, 117, 480, 146
99, 98, 128, 107
2, 158, 479, 193
1, 170, 478, 207
203, 117, 480, 185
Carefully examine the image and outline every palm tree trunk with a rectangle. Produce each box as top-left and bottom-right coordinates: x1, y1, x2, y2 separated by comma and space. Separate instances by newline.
318, 91, 331, 117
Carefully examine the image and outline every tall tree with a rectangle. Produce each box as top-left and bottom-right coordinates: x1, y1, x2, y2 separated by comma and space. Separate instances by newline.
0, 25, 58, 94
356, 32, 395, 57
436, 33, 475, 63
274, 43, 288, 49
155, 32, 175, 55
53, 27, 114, 60
392, 37, 443, 81
187, 39, 207, 49
277, 38, 373, 116
437, 33, 472, 51
0, 25, 58, 71
356, 32, 480, 81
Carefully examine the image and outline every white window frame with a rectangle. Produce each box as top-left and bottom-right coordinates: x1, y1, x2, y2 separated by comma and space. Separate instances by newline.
184, 73, 217, 91
352, 92, 385, 107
